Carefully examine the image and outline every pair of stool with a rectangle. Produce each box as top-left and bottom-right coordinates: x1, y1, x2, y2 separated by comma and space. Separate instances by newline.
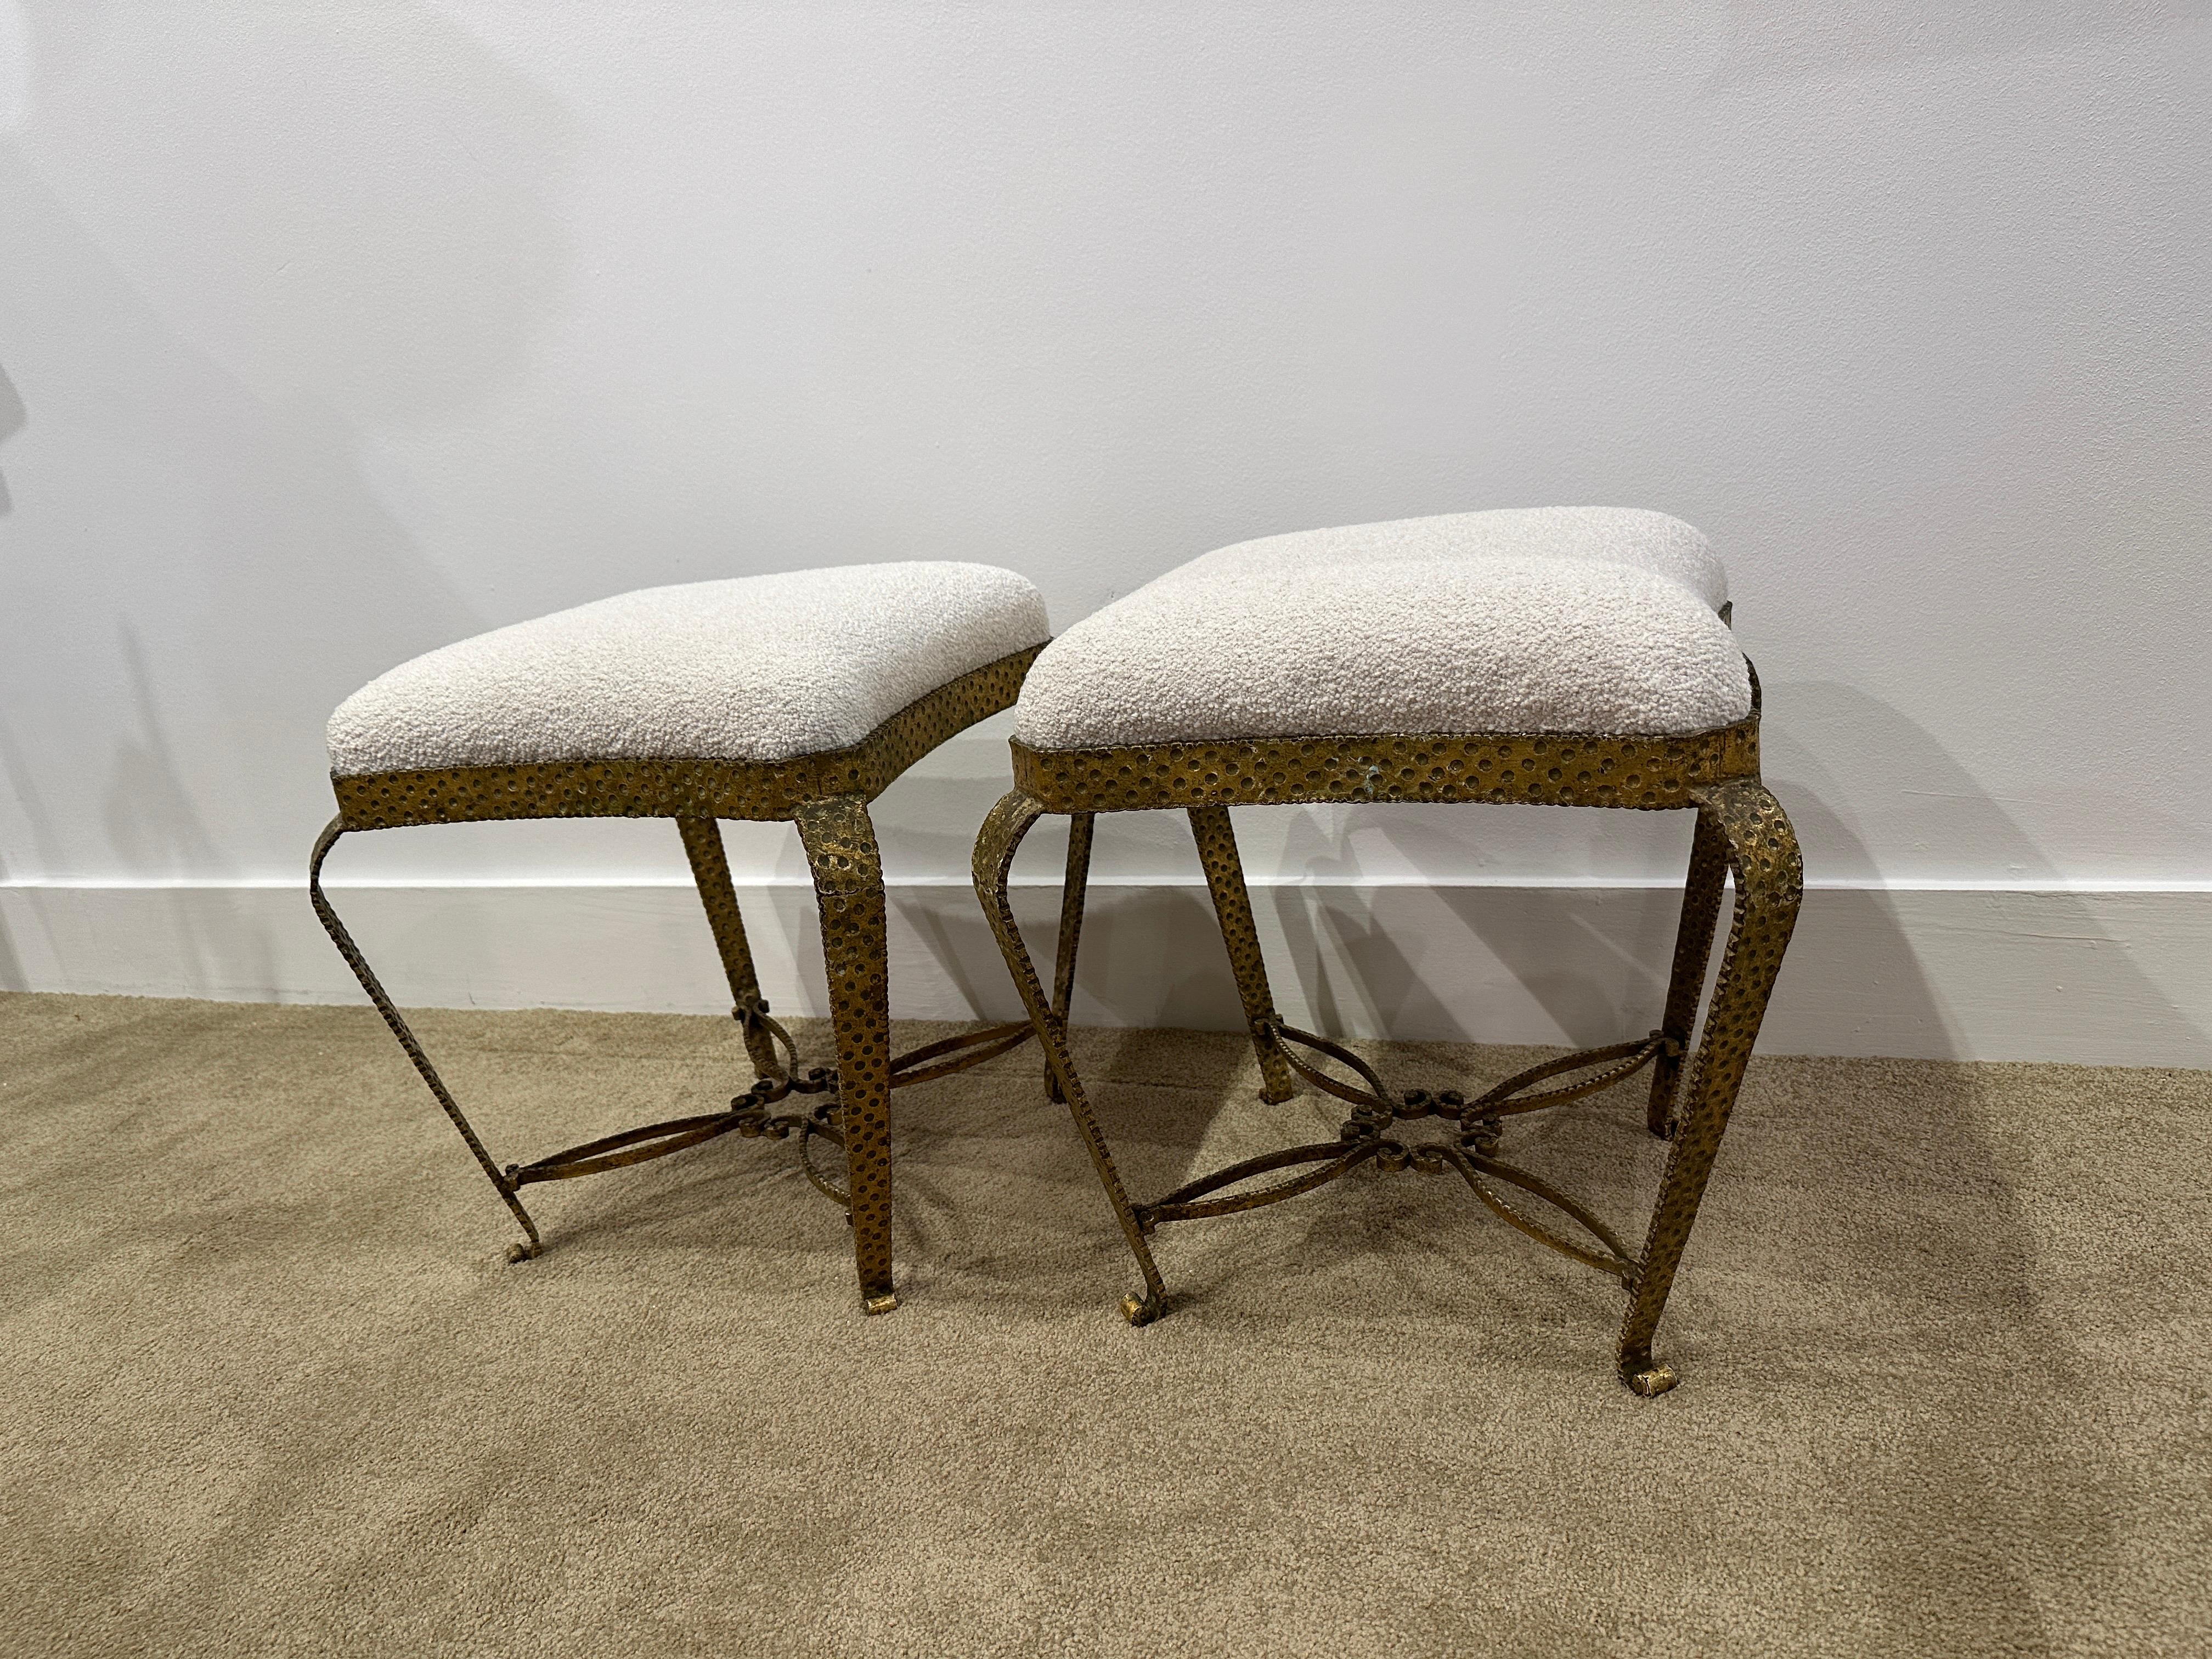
312, 509, 1800, 1392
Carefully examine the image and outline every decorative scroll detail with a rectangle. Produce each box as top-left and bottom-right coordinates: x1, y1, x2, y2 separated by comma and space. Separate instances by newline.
315, 637, 1044, 1306
504, 997, 1037, 1209
1134, 1025, 1667, 1283
330, 646, 1041, 830
971, 652, 1803, 1393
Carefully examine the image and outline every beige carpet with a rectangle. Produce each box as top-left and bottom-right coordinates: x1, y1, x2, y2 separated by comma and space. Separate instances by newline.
2, 991, 2206, 1657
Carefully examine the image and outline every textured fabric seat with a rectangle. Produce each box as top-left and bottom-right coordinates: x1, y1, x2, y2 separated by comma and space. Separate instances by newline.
329, 562, 1049, 776
972, 504, 1802, 1393
1013, 507, 1748, 750
311, 557, 1053, 1311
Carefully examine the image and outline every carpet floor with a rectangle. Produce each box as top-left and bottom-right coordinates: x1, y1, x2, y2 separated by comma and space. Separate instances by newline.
2, 991, 2207, 1657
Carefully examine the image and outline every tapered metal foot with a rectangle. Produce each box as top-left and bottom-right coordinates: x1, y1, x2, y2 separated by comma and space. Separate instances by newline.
1121, 1289, 1166, 1326
1620, 1354, 1679, 1396
795, 795, 901, 1320
311, 817, 548, 1262
976, 791, 1173, 1319
1616, 781, 1802, 1386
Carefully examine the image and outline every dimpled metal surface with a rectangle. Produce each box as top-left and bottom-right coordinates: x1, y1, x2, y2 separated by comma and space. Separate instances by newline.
676, 816, 781, 1077
1186, 806, 1297, 1104
794, 795, 899, 1312
975, 665, 1803, 1392
1009, 715, 1758, 816
1617, 779, 1802, 1394
1645, 807, 1730, 1138
312, 642, 1042, 1312
973, 789, 1170, 1323
330, 646, 1040, 831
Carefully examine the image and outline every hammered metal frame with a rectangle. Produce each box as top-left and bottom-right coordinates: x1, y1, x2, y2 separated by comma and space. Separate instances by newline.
311, 646, 1042, 1313
973, 668, 1801, 1393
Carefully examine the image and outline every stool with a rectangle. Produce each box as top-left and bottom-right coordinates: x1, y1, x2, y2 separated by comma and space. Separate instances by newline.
970, 509, 1802, 1391
311, 561, 1049, 1312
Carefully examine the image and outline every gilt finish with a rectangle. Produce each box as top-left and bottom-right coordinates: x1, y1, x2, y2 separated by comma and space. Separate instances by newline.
975, 685, 1801, 1393
1044, 811, 1095, 1106
1186, 806, 1299, 1105
330, 647, 1041, 831
311, 648, 1043, 1311
677, 815, 781, 1079
1008, 704, 1759, 816
793, 796, 898, 1312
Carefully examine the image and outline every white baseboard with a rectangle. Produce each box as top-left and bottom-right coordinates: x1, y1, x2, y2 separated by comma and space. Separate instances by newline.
2, 878, 2207, 1067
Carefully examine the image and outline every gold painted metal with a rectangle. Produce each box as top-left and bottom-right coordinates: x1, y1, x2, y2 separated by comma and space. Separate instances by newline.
1646, 806, 1729, 1139
975, 790, 1170, 1324
332, 646, 1041, 831
678, 815, 780, 1079
1008, 710, 1759, 816
1044, 812, 1094, 1105
311, 648, 1044, 1309
1188, 806, 1299, 1104
973, 676, 1802, 1393
1138, 1023, 1654, 1283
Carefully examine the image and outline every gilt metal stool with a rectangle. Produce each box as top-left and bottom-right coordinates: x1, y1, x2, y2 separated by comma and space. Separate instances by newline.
973, 509, 1802, 1391
311, 561, 1050, 1312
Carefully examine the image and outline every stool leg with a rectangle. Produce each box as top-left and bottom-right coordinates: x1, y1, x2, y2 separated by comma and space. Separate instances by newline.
975, 790, 1169, 1323
794, 796, 899, 1314
1045, 811, 1094, 1103
676, 816, 782, 1080
1617, 782, 1802, 1396
1187, 805, 1297, 1103
307, 817, 543, 1261
1647, 807, 1731, 1138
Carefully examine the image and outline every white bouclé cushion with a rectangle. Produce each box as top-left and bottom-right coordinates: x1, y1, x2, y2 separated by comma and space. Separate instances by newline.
1013, 508, 1751, 749
327, 562, 1049, 776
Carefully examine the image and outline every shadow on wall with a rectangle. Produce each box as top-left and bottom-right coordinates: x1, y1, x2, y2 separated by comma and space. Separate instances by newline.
1766, 681, 2203, 1062
1695, 686, 2110, 1638
0, 1, 578, 983
890, 881, 1254, 1040
102, 624, 277, 999
1263, 798, 1675, 1048
1142, 679, 2200, 1066
0, 361, 21, 515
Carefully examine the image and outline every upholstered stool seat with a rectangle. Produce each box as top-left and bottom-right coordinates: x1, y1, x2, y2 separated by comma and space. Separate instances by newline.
312, 561, 1053, 1313
973, 509, 1803, 1394
329, 563, 1047, 774
1014, 507, 1750, 748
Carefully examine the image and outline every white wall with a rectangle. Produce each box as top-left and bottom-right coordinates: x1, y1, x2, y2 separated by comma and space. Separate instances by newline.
3, 4, 2209, 1063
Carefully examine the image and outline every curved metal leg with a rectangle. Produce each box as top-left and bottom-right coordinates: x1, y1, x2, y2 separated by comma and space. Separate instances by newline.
1618, 782, 1802, 1395
1646, 808, 1730, 1137
794, 796, 899, 1315
974, 791, 1169, 1322
676, 816, 781, 1080
1186, 805, 1297, 1104
307, 817, 543, 1260
1046, 811, 1094, 1104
